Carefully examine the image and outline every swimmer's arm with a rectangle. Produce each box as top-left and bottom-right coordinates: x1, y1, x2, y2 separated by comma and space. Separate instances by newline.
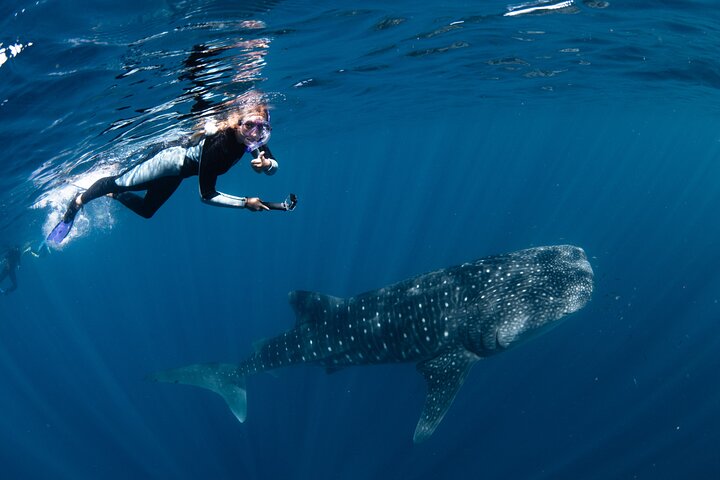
198, 158, 248, 208
250, 145, 278, 176
199, 173, 247, 208
199, 168, 269, 210
201, 192, 248, 208
24, 245, 42, 258
198, 151, 271, 210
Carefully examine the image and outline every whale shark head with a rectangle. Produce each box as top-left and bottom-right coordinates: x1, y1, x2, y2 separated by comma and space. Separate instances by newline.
465, 245, 594, 353
497, 245, 593, 348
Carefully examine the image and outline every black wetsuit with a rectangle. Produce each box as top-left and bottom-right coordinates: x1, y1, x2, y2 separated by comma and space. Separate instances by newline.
0, 247, 21, 295
72, 129, 277, 220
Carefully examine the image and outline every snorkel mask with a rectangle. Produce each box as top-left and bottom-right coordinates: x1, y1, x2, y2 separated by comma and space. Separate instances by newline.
242, 111, 272, 152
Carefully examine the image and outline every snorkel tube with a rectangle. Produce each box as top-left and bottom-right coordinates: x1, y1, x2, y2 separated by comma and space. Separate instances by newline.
245, 137, 270, 153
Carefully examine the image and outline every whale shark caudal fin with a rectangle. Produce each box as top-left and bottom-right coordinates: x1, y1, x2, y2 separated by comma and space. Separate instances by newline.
288, 290, 345, 327
148, 363, 247, 423
414, 349, 479, 443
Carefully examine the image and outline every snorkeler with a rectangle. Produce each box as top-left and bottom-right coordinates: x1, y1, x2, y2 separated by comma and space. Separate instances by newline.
0, 246, 21, 296
48, 92, 296, 245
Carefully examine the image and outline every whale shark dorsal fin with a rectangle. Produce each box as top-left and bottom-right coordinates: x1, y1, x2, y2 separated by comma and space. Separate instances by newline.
288, 290, 345, 327
252, 337, 271, 353
414, 349, 479, 443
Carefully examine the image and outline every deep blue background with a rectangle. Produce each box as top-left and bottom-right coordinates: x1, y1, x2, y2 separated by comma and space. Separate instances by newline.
1, 1, 719, 479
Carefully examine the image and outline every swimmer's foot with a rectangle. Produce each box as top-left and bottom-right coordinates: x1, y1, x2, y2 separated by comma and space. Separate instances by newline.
47, 196, 83, 245
62, 196, 82, 223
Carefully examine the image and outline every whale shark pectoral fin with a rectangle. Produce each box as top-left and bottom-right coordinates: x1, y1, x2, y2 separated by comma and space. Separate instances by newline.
148, 363, 247, 423
413, 349, 479, 443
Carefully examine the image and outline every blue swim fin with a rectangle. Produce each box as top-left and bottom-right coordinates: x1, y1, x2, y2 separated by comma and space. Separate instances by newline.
46, 219, 74, 245
47, 198, 82, 245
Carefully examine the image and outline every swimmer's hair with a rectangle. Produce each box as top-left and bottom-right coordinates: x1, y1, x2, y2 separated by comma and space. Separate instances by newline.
190, 90, 270, 142
230, 90, 270, 124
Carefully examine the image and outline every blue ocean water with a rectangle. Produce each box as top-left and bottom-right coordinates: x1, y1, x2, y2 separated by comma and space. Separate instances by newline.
1, 0, 719, 478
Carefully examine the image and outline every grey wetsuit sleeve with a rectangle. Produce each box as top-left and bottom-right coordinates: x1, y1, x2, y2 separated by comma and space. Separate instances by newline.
201, 192, 248, 208
198, 170, 248, 208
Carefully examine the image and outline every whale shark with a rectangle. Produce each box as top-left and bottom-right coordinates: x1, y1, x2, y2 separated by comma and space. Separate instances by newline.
151, 245, 594, 442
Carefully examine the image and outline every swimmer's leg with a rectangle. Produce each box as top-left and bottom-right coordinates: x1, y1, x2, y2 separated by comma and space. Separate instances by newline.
113, 176, 182, 218
76, 145, 187, 215
49, 146, 187, 244
48, 176, 120, 245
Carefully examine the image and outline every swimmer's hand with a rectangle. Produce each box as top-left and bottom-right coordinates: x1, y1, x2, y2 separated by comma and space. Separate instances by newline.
251, 150, 273, 170
245, 197, 270, 211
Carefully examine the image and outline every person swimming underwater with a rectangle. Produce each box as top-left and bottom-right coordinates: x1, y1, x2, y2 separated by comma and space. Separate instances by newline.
48, 91, 296, 245
0, 246, 21, 295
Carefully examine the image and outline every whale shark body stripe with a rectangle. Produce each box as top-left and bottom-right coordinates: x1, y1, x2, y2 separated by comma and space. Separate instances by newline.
151, 245, 594, 442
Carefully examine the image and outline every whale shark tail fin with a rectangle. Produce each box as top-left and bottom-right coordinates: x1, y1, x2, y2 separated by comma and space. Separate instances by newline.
148, 363, 247, 423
